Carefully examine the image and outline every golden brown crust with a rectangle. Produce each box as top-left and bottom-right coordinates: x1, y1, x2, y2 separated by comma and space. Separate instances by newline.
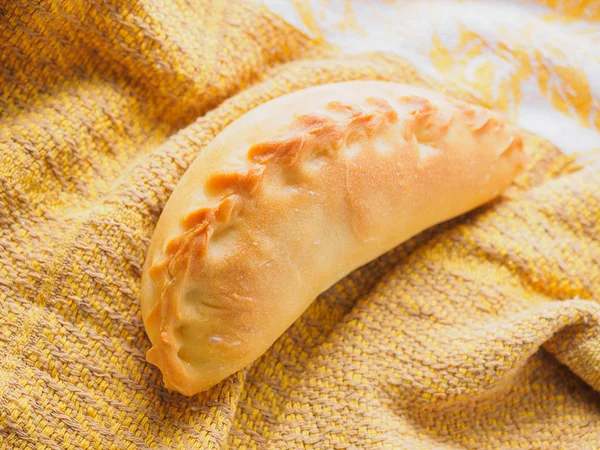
145, 97, 400, 392
141, 81, 527, 395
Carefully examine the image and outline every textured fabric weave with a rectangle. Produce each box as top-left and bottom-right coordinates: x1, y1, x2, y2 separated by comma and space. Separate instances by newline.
1, 1, 600, 449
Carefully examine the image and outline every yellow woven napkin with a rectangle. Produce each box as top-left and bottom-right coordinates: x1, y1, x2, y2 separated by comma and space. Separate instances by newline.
1, 1, 599, 449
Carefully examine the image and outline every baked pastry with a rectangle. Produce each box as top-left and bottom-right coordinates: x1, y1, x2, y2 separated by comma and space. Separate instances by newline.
140, 81, 526, 395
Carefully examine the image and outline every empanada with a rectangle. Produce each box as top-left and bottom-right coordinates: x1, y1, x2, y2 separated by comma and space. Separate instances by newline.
141, 81, 526, 395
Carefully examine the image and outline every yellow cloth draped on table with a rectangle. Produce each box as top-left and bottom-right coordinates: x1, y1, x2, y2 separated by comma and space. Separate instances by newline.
1, 1, 599, 448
